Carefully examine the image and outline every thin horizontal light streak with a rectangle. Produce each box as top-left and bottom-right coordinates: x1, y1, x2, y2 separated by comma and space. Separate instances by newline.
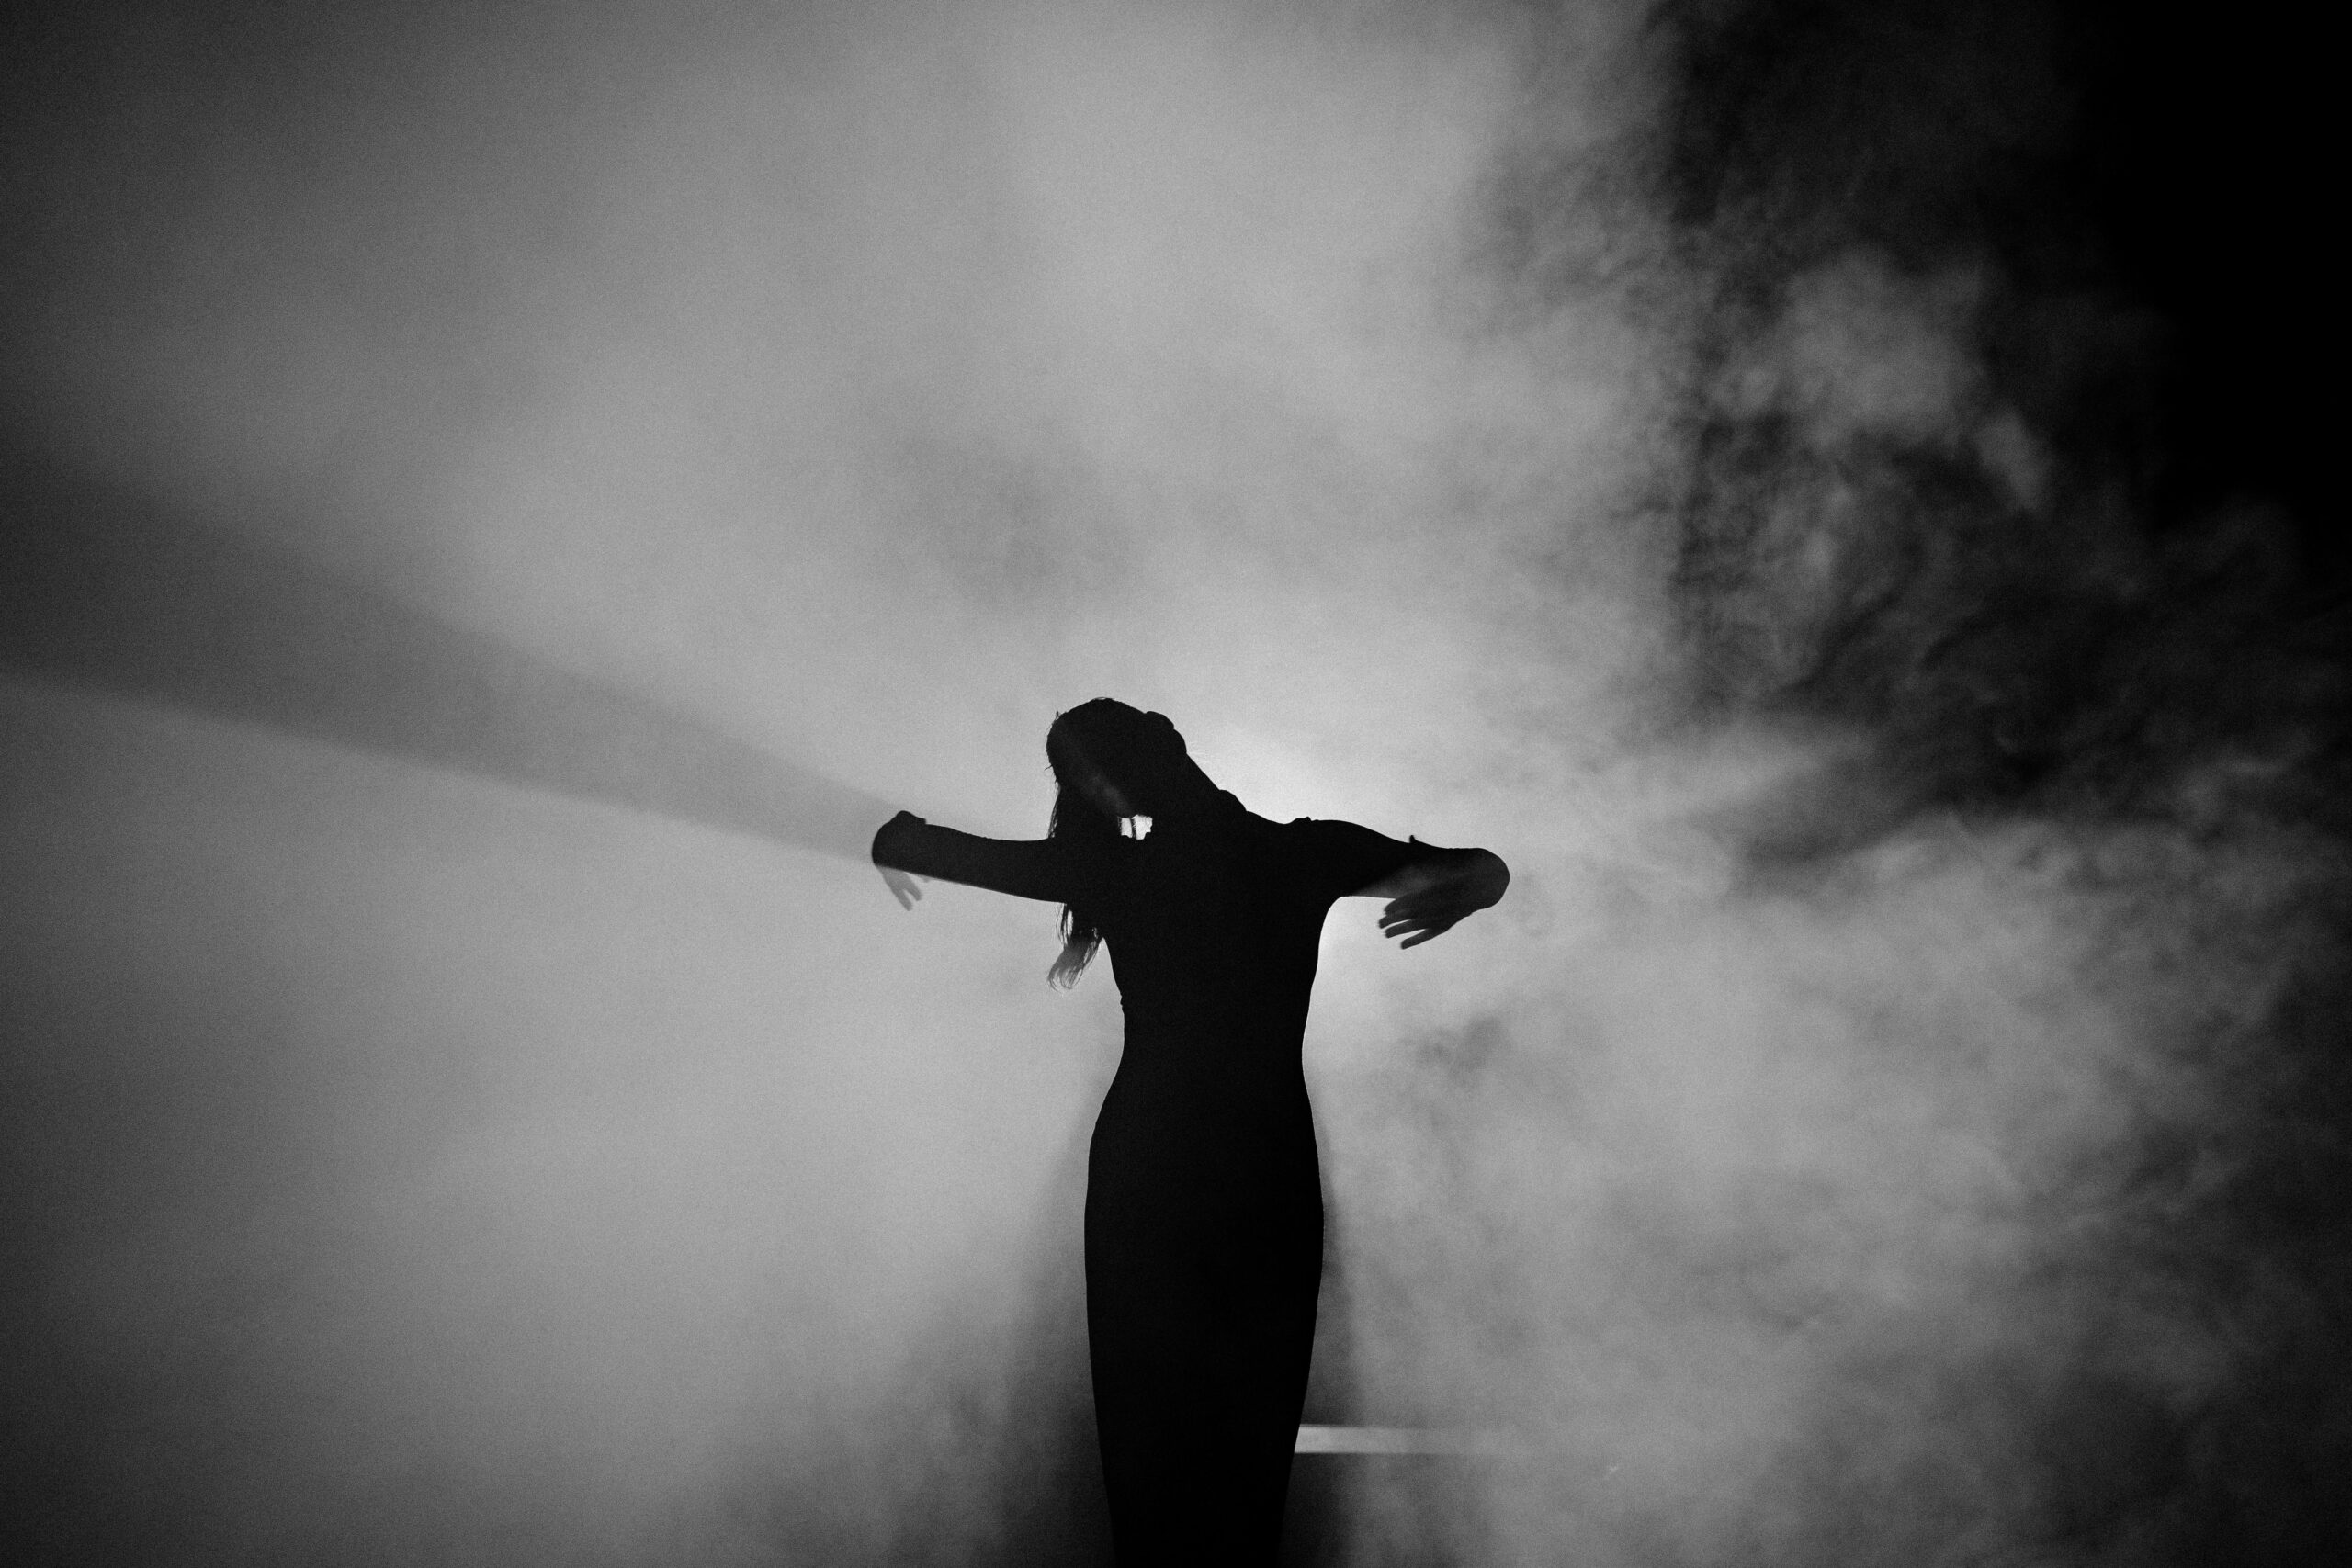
1295, 1425, 1525, 1456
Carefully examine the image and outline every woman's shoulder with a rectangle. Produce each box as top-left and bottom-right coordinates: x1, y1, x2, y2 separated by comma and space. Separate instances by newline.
1269, 813, 1421, 896
1178, 795, 1389, 862
1272, 811, 1386, 841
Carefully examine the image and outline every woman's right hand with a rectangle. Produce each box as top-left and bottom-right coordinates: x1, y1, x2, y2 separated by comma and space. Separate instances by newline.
1372, 847, 1509, 948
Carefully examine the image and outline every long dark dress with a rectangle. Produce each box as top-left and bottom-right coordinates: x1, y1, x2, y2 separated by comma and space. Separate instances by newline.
873, 793, 1419, 1564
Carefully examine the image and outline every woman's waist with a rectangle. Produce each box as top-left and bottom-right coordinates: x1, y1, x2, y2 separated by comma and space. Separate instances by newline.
1093, 1077, 1314, 1179
1102, 1046, 1310, 1107
1114, 980, 1312, 1032
1114, 1003, 1309, 1053
1088, 1088, 1321, 1208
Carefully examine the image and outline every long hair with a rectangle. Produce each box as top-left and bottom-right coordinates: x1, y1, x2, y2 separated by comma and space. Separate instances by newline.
1044, 699, 1163, 987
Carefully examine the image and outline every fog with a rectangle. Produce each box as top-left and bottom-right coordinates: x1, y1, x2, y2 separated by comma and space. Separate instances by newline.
4, 2, 2343, 1564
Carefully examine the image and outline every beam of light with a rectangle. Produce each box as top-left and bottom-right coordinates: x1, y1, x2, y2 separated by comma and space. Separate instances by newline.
0, 444, 892, 861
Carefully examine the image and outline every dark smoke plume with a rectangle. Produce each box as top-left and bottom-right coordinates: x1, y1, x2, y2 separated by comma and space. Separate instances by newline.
1350, 2, 2351, 1562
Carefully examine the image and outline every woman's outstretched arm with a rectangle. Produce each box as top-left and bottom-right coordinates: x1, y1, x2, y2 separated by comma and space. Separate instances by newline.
871, 809, 1090, 908
1350, 844, 1510, 949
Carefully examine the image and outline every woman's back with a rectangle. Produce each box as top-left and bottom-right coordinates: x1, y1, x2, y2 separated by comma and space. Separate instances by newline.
1092, 796, 1405, 1055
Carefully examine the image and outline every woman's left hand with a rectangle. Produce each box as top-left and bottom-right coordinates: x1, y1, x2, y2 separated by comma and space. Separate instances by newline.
878, 863, 928, 910
873, 809, 932, 909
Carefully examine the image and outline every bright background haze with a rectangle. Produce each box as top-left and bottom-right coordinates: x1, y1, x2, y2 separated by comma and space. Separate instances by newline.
4, 3, 2342, 1564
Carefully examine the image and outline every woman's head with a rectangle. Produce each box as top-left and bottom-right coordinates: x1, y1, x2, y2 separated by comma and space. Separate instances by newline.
1042, 699, 1193, 987
1046, 698, 1188, 820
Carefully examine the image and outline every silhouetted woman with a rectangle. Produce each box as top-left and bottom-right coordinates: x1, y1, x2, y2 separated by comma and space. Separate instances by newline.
871, 700, 1508, 1565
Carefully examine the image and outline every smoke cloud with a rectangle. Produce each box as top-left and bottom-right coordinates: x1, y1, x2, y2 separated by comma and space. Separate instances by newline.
3, 2, 2342, 1564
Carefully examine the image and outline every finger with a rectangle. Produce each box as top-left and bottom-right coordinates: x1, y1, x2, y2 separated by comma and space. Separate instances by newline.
1374, 893, 1448, 921
1396, 915, 1463, 946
